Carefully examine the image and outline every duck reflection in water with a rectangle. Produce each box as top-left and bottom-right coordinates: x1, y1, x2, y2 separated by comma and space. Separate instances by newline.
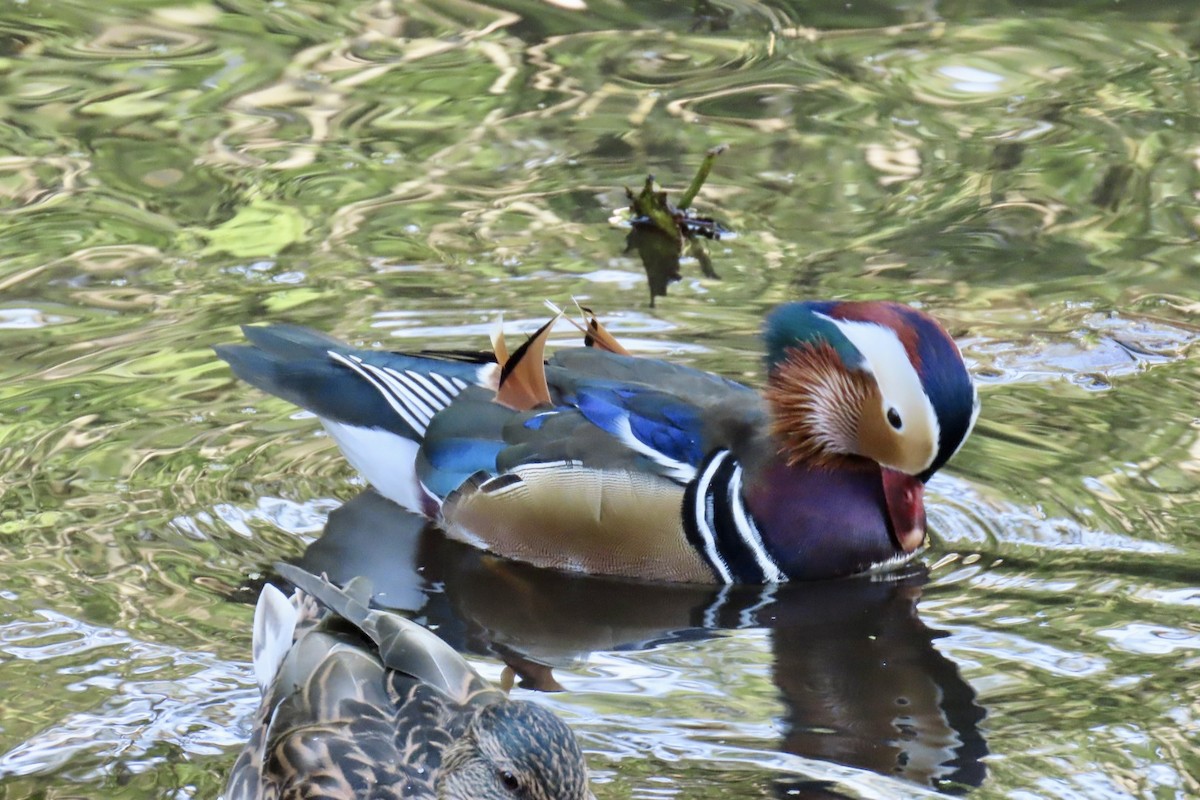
295, 490, 988, 795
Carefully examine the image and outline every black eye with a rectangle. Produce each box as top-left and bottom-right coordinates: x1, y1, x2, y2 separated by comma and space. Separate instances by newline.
887, 407, 903, 430
499, 770, 520, 792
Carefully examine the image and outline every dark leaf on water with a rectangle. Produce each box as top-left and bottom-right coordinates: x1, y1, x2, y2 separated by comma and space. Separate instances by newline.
622, 146, 731, 306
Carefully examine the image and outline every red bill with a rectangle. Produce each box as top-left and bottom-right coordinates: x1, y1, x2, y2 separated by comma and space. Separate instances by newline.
881, 467, 927, 552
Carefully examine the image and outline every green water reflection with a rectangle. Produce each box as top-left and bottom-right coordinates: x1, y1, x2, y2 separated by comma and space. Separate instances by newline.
1, 0, 1198, 797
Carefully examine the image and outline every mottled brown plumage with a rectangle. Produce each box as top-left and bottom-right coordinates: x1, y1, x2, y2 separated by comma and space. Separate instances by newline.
225, 565, 593, 800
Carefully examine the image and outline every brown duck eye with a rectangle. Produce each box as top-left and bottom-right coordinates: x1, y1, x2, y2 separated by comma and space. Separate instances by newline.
499, 770, 520, 792
887, 407, 902, 430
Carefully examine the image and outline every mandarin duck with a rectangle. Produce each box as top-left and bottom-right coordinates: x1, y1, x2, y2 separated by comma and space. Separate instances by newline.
225, 563, 593, 800
215, 301, 979, 583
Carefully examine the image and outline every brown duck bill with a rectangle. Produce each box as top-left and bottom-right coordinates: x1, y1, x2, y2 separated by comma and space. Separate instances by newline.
881, 467, 927, 553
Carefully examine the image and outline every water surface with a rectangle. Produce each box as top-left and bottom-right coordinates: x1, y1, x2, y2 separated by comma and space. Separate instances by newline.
1, 1, 1198, 798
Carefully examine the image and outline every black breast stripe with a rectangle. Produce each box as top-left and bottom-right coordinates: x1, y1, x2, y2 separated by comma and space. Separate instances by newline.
682, 451, 733, 583
682, 450, 786, 584
708, 454, 770, 583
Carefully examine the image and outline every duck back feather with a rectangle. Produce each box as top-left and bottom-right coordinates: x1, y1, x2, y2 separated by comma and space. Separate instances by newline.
225, 565, 591, 800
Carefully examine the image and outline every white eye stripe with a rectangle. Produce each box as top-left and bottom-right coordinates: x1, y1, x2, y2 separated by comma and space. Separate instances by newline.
817, 314, 940, 471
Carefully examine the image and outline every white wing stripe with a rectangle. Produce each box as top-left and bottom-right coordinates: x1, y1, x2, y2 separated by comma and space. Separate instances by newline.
405, 369, 455, 406
429, 372, 461, 394
328, 352, 427, 435
378, 366, 439, 414
394, 367, 452, 408
367, 365, 434, 425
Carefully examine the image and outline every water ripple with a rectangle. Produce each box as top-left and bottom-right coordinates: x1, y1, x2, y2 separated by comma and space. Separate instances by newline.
927, 474, 1179, 556
2, 0, 1199, 797
0, 610, 251, 780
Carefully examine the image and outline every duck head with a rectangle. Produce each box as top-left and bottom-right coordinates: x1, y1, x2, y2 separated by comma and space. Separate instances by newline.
439, 700, 594, 800
762, 301, 980, 551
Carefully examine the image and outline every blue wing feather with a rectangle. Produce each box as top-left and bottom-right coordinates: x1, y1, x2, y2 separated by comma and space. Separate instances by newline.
570, 384, 706, 470
419, 437, 508, 498
537, 349, 757, 477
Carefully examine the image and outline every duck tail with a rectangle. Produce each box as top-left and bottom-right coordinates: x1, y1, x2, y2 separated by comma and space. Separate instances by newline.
251, 583, 299, 695
216, 324, 486, 512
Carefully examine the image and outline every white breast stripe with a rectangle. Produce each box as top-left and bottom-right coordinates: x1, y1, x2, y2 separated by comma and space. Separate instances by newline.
328, 352, 427, 435
728, 465, 786, 583
693, 451, 733, 584
451, 376, 469, 390
613, 415, 697, 484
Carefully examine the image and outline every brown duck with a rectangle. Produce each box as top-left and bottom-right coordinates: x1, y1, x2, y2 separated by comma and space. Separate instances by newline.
225, 563, 594, 800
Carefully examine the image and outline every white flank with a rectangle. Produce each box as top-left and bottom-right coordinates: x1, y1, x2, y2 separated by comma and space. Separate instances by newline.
320, 419, 423, 513
613, 415, 697, 483
251, 583, 298, 695
728, 465, 786, 583
692, 451, 733, 584
819, 314, 940, 472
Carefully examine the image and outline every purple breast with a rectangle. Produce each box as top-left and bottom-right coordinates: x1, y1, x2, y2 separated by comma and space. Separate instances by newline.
743, 457, 903, 580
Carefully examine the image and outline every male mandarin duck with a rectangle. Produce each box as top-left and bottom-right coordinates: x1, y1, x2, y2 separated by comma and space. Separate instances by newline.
226, 563, 593, 800
215, 301, 979, 583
